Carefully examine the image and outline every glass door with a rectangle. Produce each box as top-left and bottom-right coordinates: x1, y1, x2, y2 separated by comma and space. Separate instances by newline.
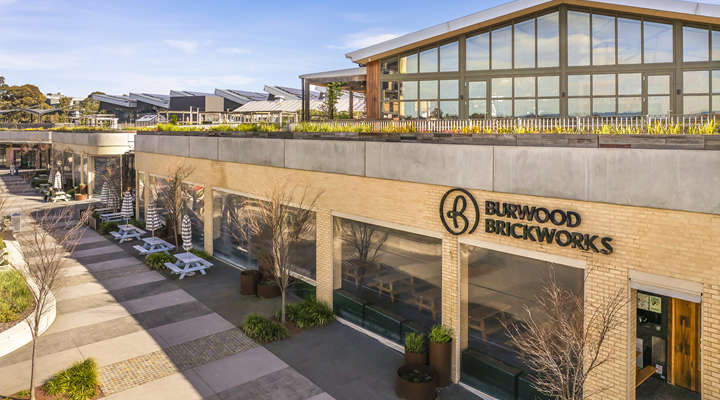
465, 79, 488, 119
645, 73, 673, 116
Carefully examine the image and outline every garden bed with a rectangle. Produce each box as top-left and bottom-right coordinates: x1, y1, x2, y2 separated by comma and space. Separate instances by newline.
0, 269, 35, 333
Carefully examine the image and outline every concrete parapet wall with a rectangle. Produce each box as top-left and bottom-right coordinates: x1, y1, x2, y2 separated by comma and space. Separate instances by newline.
137, 134, 720, 215
0, 130, 52, 143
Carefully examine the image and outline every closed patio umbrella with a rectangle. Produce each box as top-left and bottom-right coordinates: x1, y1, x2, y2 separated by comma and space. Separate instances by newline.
146, 202, 161, 237
181, 215, 192, 253
100, 182, 109, 205
53, 171, 62, 190
121, 190, 134, 224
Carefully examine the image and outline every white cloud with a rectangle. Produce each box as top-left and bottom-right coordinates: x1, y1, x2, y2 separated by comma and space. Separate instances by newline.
217, 47, 250, 54
164, 39, 199, 53
327, 31, 405, 50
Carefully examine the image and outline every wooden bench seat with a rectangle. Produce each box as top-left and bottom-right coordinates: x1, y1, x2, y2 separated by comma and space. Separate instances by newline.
636, 365, 656, 387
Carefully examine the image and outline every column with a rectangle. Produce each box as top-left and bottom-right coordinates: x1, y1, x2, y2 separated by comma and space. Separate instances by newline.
315, 208, 334, 305
204, 185, 214, 254
88, 156, 95, 199
441, 232, 462, 383
349, 90, 354, 119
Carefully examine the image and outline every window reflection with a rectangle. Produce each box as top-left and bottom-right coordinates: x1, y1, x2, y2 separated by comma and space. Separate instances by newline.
592, 14, 615, 65
382, 81, 398, 101
684, 71, 709, 94
514, 19, 535, 69
440, 101, 459, 119
713, 71, 720, 93
713, 31, 720, 61
492, 25, 512, 69
618, 97, 642, 116
419, 81, 438, 99
492, 99, 513, 117
469, 81, 487, 99
684, 96, 709, 114
400, 53, 418, 74
568, 75, 591, 96
713, 95, 720, 113
569, 98, 591, 116
538, 99, 560, 117
419, 101, 439, 119
467, 32, 490, 70
400, 102, 418, 120
684, 26, 709, 62
648, 96, 670, 115
440, 41, 459, 72
514, 77, 535, 98
648, 75, 670, 95
399, 81, 417, 100
644, 21, 673, 63
382, 58, 398, 74
514, 99, 536, 117
492, 77, 512, 98
618, 73, 642, 95
593, 97, 616, 116
469, 100, 487, 119
537, 12, 559, 67
593, 74, 616, 96
382, 102, 399, 118
538, 76, 559, 97
440, 80, 459, 99
618, 18, 641, 64
419, 47, 438, 73
568, 11, 591, 66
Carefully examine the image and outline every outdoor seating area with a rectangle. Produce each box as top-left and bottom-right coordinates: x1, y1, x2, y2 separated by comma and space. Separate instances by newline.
110, 224, 146, 243
133, 236, 175, 256
164, 252, 213, 280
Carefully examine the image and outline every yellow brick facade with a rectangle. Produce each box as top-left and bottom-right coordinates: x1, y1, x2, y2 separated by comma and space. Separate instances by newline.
137, 151, 720, 399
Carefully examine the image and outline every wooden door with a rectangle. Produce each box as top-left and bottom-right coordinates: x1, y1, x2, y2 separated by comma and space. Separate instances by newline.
671, 298, 700, 392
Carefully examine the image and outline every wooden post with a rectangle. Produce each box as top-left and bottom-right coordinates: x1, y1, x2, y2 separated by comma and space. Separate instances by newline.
349, 90, 354, 119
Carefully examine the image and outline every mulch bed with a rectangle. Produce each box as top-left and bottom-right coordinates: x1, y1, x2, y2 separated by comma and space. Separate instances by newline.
0, 301, 36, 334
10, 386, 104, 400
270, 316, 306, 337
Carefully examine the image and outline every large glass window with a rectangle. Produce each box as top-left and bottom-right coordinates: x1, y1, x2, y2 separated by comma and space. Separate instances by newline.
137, 172, 145, 221
618, 17, 642, 64
439, 41, 459, 72
399, 81, 417, 100
419, 47, 438, 73
537, 12, 559, 67
468, 81, 487, 119
400, 53, 418, 74
592, 13, 615, 65
514, 18, 535, 69
713, 30, 720, 61
466, 32, 490, 71
492, 77, 513, 117
382, 81, 398, 101
212, 190, 316, 279
186, 185, 205, 249
644, 21, 673, 63
568, 10, 591, 66
683, 70, 711, 115
460, 244, 584, 393
648, 75, 671, 115
335, 217, 442, 330
382, 58, 398, 74
684, 26, 709, 62
492, 25, 512, 70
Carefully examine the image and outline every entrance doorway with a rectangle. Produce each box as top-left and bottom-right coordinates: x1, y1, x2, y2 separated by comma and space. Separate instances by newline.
636, 291, 701, 399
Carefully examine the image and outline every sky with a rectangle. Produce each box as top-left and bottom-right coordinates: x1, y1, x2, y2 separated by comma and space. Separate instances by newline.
0, 0, 511, 99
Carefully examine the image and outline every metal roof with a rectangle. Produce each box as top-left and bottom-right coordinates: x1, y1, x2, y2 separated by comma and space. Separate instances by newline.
345, 0, 720, 63
93, 94, 136, 107
129, 93, 170, 108
299, 67, 367, 80
170, 90, 214, 97
214, 89, 268, 106
263, 85, 322, 101
233, 98, 366, 113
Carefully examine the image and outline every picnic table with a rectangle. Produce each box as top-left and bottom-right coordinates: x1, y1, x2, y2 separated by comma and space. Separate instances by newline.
341, 259, 386, 285
371, 271, 415, 302
49, 191, 71, 202
95, 207, 116, 214
165, 252, 212, 279
468, 302, 511, 340
412, 287, 441, 321
134, 236, 175, 256
110, 224, 145, 243
101, 212, 123, 223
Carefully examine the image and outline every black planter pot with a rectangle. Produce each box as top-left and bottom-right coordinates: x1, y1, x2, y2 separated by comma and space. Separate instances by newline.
429, 340, 452, 388
256, 281, 281, 299
405, 351, 428, 366
240, 270, 261, 296
396, 363, 437, 400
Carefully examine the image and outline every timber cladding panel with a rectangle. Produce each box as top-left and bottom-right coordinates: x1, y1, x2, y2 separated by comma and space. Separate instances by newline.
366, 60, 379, 119
136, 151, 720, 399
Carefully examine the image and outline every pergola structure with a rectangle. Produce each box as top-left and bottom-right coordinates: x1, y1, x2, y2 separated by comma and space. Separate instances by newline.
0, 103, 71, 122
299, 67, 367, 121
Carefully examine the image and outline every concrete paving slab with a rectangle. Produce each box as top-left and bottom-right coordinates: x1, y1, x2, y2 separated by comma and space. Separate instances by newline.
104, 370, 215, 400
86, 257, 143, 272
78, 330, 167, 367
216, 367, 323, 400
193, 346, 288, 393
63, 264, 90, 277
67, 316, 145, 347
56, 292, 118, 315
75, 240, 117, 251
0, 347, 86, 395
74, 245, 124, 258
109, 279, 180, 302
0, 330, 76, 368
49, 303, 133, 333
326, 366, 400, 400
77, 235, 110, 244
133, 301, 213, 330
152, 313, 235, 347
120, 289, 196, 314
53, 282, 108, 302
102, 271, 165, 290
307, 393, 336, 400
75, 251, 132, 264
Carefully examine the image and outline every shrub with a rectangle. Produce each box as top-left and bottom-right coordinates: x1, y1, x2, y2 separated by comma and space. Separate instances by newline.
43, 358, 99, 400
66, 188, 75, 196
97, 221, 119, 235
189, 248, 211, 260
146, 252, 176, 270
242, 313, 289, 343
429, 324, 453, 344
31, 179, 48, 188
405, 332, 428, 354
0, 270, 33, 323
275, 295, 334, 329
129, 219, 146, 229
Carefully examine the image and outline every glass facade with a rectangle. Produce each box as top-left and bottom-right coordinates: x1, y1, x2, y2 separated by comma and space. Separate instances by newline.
334, 217, 442, 329
382, 80, 460, 119
186, 185, 205, 249
683, 70, 720, 114
212, 189, 316, 279
137, 172, 145, 221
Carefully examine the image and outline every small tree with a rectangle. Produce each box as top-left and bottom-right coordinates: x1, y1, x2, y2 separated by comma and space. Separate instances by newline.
235, 177, 321, 323
320, 82, 344, 120
157, 161, 195, 250
1, 206, 89, 399
505, 265, 627, 400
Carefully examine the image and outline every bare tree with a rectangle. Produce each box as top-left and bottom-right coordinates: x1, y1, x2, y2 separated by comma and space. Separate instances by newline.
234, 177, 321, 323
157, 161, 195, 251
504, 265, 627, 400
0, 206, 89, 399
343, 220, 389, 265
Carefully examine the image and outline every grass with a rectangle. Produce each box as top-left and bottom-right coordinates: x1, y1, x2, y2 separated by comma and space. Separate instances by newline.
275, 295, 334, 329
242, 312, 288, 343
146, 252, 176, 270
0, 270, 33, 323
43, 358, 99, 400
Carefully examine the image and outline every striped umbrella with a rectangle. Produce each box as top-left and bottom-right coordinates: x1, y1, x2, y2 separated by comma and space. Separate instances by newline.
53, 171, 62, 190
146, 202, 161, 237
181, 215, 193, 252
100, 182, 109, 205
121, 190, 134, 224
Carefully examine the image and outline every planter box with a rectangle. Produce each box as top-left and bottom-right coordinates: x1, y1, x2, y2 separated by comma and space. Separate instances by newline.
256, 281, 281, 299
598, 134, 705, 150
333, 289, 367, 326
240, 269, 261, 296
518, 373, 551, 400
294, 280, 316, 300
396, 363, 437, 400
405, 351, 428, 366
460, 348, 523, 400
430, 340, 452, 388
74, 194, 88, 201
363, 304, 405, 344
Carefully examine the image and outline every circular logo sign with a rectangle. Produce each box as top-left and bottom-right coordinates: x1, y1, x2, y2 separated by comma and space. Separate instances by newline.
439, 189, 479, 235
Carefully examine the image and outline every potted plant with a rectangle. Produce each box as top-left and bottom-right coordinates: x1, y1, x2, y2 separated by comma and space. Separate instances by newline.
256, 279, 281, 299
396, 363, 437, 400
429, 324, 453, 388
404, 332, 429, 365
240, 269, 262, 295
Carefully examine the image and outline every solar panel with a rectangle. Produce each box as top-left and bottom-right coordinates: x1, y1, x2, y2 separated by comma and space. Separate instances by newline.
227, 89, 268, 101
276, 86, 321, 100
186, 91, 214, 96
143, 93, 171, 100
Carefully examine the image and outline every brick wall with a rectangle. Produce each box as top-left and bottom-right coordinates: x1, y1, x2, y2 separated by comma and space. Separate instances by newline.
136, 152, 720, 399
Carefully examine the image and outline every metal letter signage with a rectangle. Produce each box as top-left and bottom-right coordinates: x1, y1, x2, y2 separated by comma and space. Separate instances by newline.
440, 189, 479, 235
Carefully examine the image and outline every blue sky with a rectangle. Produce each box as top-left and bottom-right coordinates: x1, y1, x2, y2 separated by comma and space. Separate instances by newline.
0, 0, 512, 98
